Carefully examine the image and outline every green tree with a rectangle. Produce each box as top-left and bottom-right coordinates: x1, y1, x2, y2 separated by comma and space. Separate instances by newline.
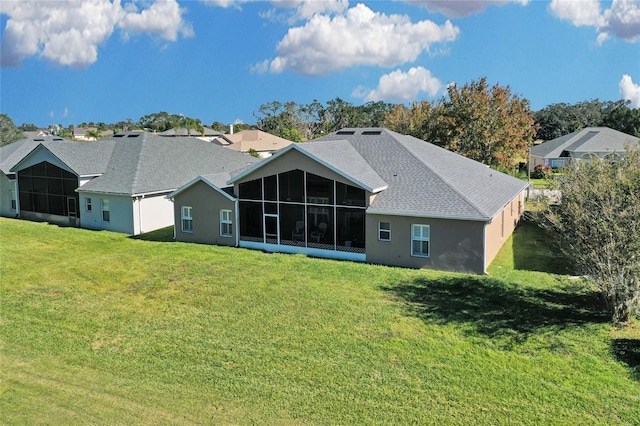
85, 129, 104, 140
0, 114, 25, 146
18, 123, 38, 131
535, 99, 640, 140
383, 100, 435, 140
540, 147, 640, 324
428, 77, 536, 169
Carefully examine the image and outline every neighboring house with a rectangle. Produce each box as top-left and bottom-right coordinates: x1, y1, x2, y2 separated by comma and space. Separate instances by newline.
73, 127, 114, 141
530, 127, 639, 169
159, 127, 223, 142
212, 129, 294, 158
0, 132, 258, 235
0, 136, 114, 224
169, 128, 527, 274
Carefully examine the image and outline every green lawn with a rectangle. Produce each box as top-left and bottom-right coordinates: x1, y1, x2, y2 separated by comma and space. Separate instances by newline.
1, 217, 638, 424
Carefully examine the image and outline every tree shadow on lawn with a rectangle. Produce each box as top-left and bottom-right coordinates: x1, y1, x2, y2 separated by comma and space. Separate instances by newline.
385, 275, 608, 346
511, 220, 571, 275
611, 338, 640, 380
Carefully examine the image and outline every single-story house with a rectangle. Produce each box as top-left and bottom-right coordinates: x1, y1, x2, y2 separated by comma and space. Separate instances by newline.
530, 127, 639, 169
212, 129, 294, 158
158, 127, 223, 142
0, 132, 258, 234
169, 128, 527, 274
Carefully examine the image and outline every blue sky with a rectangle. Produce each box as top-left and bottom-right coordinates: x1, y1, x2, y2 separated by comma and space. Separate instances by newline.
1, 0, 639, 128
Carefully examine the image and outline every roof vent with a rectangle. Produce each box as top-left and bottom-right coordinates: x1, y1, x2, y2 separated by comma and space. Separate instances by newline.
34, 138, 44, 141
53, 138, 63, 141
362, 130, 382, 135
114, 134, 125, 138
127, 134, 141, 138
337, 130, 355, 135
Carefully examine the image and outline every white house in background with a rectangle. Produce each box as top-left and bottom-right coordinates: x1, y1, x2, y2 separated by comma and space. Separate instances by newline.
0, 132, 258, 235
530, 127, 639, 169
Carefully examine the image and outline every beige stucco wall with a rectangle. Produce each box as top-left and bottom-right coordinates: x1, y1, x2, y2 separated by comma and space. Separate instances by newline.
484, 191, 525, 270
173, 180, 236, 246
366, 214, 487, 274
79, 193, 134, 234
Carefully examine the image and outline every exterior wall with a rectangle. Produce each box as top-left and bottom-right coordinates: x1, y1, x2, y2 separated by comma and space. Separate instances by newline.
233, 149, 367, 190
79, 193, 134, 234
133, 194, 174, 235
366, 214, 486, 274
484, 191, 525, 270
173, 180, 236, 246
0, 173, 17, 218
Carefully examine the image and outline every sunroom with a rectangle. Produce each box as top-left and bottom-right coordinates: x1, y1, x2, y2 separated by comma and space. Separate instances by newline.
236, 169, 368, 261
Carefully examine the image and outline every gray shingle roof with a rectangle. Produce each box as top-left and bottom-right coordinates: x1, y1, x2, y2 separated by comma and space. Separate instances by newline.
79, 132, 259, 196
314, 128, 528, 221
530, 127, 639, 158
295, 140, 387, 192
2, 136, 114, 176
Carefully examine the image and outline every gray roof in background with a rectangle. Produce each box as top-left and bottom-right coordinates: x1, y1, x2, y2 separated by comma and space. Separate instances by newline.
2, 136, 114, 176
314, 128, 527, 220
159, 127, 223, 137
530, 127, 639, 158
79, 132, 259, 195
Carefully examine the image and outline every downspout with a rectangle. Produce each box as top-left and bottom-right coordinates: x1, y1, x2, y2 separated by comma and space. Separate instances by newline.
482, 221, 488, 274
14, 179, 20, 217
234, 197, 239, 247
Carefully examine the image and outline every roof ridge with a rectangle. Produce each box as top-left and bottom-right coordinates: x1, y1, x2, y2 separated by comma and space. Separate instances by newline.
385, 130, 491, 219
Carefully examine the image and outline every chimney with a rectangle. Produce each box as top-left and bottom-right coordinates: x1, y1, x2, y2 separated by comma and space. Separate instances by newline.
229, 124, 234, 135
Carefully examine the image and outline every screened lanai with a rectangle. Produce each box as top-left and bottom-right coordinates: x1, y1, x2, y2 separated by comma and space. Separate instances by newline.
237, 169, 366, 258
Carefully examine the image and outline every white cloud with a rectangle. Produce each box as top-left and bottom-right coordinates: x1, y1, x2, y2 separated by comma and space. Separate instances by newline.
263, 3, 460, 76
201, 0, 348, 21
0, 0, 191, 68
404, 0, 529, 18
549, 0, 640, 43
357, 66, 442, 102
620, 74, 640, 107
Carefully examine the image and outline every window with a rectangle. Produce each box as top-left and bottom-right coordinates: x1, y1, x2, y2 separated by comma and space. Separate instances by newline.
378, 221, 391, 241
101, 199, 110, 222
181, 206, 193, 233
86, 197, 92, 212
411, 224, 430, 258
9, 190, 16, 210
220, 209, 232, 237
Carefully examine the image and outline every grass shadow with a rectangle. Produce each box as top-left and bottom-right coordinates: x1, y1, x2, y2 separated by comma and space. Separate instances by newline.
611, 338, 640, 380
385, 275, 608, 346
130, 226, 175, 242
512, 219, 571, 274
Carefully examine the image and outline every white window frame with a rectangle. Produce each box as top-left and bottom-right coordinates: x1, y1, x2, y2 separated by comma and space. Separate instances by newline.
181, 206, 193, 233
101, 199, 110, 222
220, 209, 232, 237
411, 224, 430, 258
86, 197, 92, 212
378, 221, 391, 241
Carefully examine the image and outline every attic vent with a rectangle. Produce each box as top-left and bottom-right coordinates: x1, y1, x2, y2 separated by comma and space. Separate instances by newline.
127, 134, 141, 138
114, 134, 125, 138
337, 130, 355, 135
53, 138, 63, 141
362, 130, 382, 135
34, 138, 44, 141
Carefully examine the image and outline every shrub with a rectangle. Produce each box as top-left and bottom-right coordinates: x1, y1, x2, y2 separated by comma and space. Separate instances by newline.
531, 164, 551, 179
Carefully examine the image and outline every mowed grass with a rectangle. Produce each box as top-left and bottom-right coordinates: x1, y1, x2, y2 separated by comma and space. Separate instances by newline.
1, 218, 638, 424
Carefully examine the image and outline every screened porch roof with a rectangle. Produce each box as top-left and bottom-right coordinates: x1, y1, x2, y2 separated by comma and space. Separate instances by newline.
227, 141, 388, 194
